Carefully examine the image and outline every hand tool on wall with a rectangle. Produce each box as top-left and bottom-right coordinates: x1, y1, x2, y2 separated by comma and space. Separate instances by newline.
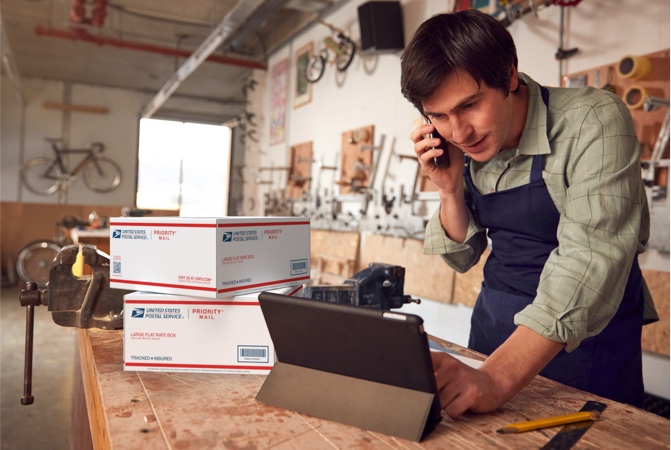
359, 133, 385, 191
303, 263, 420, 310
18, 244, 131, 405
641, 96, 670, 194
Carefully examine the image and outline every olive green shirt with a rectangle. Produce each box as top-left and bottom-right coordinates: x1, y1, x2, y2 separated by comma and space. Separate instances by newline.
424, 73, 656, 352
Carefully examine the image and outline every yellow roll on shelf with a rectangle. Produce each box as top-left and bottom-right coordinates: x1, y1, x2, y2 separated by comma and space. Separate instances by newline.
622, 84, 648, 110
617, 55, 652, 80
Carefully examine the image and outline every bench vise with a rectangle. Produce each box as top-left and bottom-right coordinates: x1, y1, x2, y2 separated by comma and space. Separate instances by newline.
303, 262, 420, 310
18, 244, 131, 405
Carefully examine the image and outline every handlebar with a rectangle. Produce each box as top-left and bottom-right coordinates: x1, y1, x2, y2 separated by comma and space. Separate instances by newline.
316, 18, 347, 37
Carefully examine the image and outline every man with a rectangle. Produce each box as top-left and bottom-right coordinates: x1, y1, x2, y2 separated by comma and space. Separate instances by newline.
400, 10, 656, 419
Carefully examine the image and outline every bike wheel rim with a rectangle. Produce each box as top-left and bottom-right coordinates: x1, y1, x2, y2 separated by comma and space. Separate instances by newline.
335, 40, 355, 72
16, 241, 61, 287
306, 55, 326, 83
21, 158, 62, 195
83, 158, 122, 192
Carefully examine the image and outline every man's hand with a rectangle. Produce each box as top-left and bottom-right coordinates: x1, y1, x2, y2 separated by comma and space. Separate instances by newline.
431, 352, 504, 419
410, 123, 464, 195
411, 123, 470, 243
432, 326, 565, 419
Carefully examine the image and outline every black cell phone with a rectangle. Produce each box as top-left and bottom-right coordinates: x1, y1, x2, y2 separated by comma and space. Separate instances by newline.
426, 118, 450, 167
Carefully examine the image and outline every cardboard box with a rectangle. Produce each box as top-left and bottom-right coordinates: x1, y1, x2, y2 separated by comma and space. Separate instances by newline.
109, 216, 310, 298
123, 286, 303, 374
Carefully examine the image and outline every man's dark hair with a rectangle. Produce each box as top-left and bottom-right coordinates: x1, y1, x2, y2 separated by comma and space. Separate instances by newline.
400, 10, 519, 113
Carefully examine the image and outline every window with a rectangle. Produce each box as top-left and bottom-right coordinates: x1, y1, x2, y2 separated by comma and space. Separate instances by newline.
137, 118, 231, 216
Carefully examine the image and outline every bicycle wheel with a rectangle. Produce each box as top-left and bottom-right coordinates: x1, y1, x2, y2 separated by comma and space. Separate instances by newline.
21, 158, 62, 195
16, 240, 61, 288
83, 157, 122, 193
305, 53, 327, 83
335, 36, 356, 72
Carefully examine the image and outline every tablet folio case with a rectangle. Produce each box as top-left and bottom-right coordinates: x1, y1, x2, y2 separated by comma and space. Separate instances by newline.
255, 292, 441, 442
256, 362, 437, 442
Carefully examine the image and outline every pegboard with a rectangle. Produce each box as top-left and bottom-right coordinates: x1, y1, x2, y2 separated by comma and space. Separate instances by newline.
287, 141, 312, 199
562, 49, 670, 187
338, 125, 374, 195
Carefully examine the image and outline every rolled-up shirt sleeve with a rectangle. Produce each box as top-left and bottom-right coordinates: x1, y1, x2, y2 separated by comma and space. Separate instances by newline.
514, 93, 647, 352
423, 204, 488, 273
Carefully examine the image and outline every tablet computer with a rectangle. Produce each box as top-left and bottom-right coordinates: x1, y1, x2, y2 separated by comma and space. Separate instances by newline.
256, 290, 442, 441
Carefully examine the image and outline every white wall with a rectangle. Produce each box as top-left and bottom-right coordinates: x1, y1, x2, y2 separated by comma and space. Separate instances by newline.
243, 0, 669, 266
3, 0, 668, 215
1, 77, 144, 206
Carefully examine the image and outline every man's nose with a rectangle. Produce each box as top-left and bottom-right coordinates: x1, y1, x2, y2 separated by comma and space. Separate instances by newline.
450, 117, 472, 144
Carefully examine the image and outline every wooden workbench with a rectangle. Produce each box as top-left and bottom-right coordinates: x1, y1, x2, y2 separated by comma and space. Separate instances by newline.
73, 329, 669, 449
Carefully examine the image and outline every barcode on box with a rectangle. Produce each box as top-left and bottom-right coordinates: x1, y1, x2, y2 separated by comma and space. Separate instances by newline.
238, 345, 269, 363
113, 261, 121, 274
291, 259, 308, 275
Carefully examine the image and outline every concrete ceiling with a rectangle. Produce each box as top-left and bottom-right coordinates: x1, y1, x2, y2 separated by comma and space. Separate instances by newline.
1, 0, 343, 121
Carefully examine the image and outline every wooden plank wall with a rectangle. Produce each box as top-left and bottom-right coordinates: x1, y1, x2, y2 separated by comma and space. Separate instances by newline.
0, 202, 177, 278
309, 229, 361, 284
349, 231, 668, 356
359, 234, 455, 304
641, 269, 670, 355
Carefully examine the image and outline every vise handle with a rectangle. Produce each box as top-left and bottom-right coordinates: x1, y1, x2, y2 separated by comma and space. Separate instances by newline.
18, 282, 47, 405
18, 244, 129, 406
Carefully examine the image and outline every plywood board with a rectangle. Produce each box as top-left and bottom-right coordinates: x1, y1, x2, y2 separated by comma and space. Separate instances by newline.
82, 328, 671, 449
338, 125, 374, 195
310, 229, 360, 278
359, 233, 454, 304
562, 49, 670, 186
641, 269, 670, 356
452, 248, 490, 308
287, 141, 312, 199
418, 167, 439, 192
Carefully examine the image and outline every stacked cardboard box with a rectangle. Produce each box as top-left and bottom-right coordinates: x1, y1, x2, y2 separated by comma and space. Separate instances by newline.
108, 216, 310, 374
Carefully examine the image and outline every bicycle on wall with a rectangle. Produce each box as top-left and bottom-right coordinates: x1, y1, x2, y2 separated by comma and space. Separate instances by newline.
305, 18, 356, 83
21, 138, 122, 195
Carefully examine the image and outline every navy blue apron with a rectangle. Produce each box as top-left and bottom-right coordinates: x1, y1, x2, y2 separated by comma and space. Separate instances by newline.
465, 86, 645, 407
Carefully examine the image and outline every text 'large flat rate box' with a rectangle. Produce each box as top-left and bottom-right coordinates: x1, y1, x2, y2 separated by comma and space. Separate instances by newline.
123, 286, 303, 374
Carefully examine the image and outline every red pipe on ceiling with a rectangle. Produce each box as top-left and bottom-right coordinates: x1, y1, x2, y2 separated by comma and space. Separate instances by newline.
35, 25, 267, 71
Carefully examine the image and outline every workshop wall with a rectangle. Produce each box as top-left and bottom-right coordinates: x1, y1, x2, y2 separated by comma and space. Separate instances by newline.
1, 1, 669, 265
0, 77, 142, 206
240, 0, 670, 268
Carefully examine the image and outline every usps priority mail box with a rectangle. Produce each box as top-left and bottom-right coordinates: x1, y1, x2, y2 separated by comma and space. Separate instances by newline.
123, 286, 303, 374
109, 216, 310, 298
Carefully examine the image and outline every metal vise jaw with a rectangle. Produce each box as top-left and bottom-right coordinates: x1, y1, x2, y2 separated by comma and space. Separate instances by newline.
303, 262, 419, 310
20, 244, 130, 328
18, 244, 132, 405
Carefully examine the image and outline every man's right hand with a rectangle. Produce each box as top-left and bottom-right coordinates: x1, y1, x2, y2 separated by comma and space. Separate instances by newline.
411, 122, 470, 244
411, 122, 464, 195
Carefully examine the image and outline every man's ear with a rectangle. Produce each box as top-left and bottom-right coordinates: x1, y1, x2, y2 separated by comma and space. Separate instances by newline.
509, 64, 520, 92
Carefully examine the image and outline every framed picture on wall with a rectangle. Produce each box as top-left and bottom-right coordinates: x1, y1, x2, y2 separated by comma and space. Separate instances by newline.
293, 42, 313, 109
270, 58, 289, 144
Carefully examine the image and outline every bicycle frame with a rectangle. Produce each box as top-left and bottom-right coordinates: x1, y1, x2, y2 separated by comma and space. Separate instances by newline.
50, 142, 104, 177
22, 138, 121, 196
304, 23, 355, 83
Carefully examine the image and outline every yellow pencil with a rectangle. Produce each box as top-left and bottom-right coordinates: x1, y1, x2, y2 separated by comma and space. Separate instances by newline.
496, 411, 601, 434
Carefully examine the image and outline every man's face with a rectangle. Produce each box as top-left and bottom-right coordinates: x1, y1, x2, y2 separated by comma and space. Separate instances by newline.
422, 68, 520, 163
